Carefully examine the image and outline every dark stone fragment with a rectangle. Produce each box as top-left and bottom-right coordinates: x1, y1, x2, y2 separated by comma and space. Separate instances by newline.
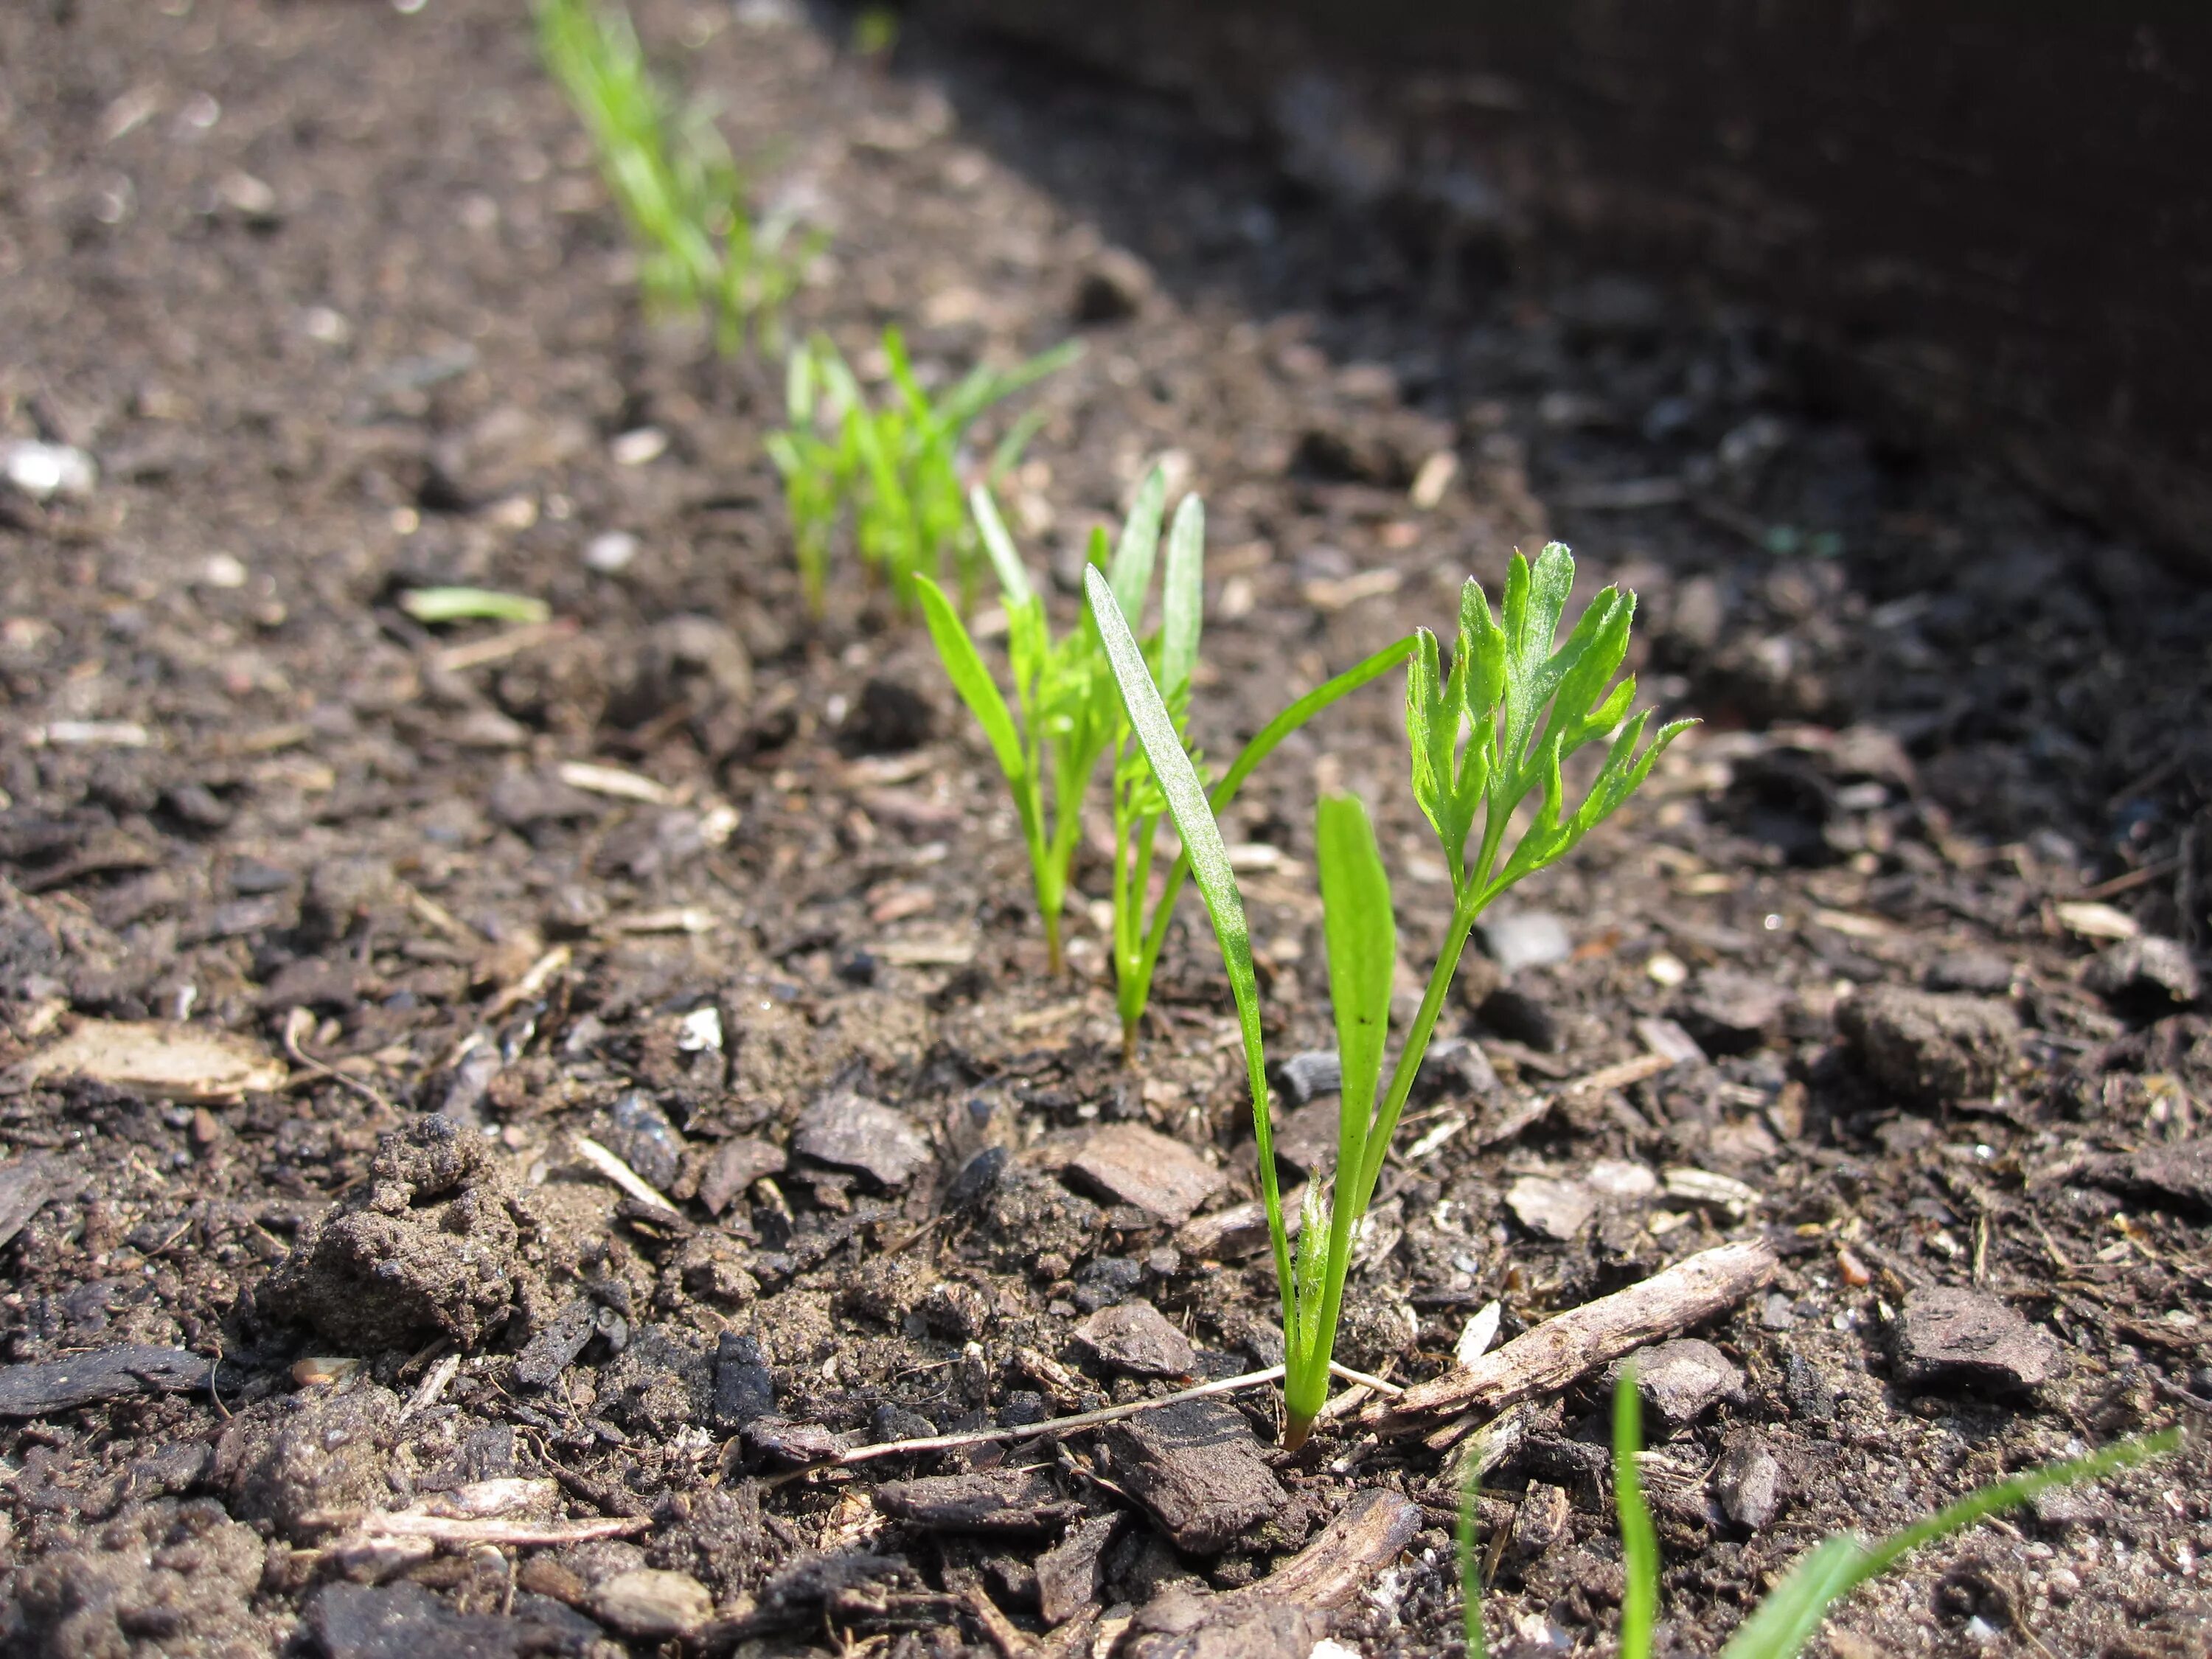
1273, 1051, 1340, 1107
1607, 1338, 1747, 1428
1477, 984, 1563, 1051
1892, 1286, 2061, 1392
742, 1416, 844, 1466
1074, 1300, 1199, 1377
228, 857, 296, 896
1037, 1513, 1124, 1624
1103, 1397, 1287, 1554
793, 1091, 933, 1189
1672, 970, 1790, 1055
942, 1144, 1009, 1212
2083, 936, 2201, 1013
308, 1579, 591, 1659
1074, 246, 1154, 321
1124, 1596, 1318, 1659
735, 1549, 908, 1631
255, 955, 361, 1012
1836, 985, 2019, 1104
0, 1155, 59, 1251
874, 1468, 1080, 1532
712, 1334, 774, 1433
163, 780, 234, 830
1065, 1123, 1227, 1224
871, 1402, 937, 1443
513, 1299, 598, 1391
2087, 1139, 2212, 1215
602, 1324, 712, 1437
0, 1343, 212, 1416
1783, 1352, 1835, 1421
842, 676, 933, 754
1926, 950, 2014, 994
1712, 1434, 1785, 1530
1074, 1254, 1146, 1312
835, 949, 879, 986
606, 1091, 686, 1192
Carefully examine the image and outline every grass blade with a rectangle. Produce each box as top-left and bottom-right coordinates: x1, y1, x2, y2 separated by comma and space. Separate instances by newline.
1613, 1374, 1660, 1659
914, 575, 1025, 787
1718, 1428, 2179, 1659
1458, 1458, 1490, 1659
1316, 793, 1393, 1161
400, 588, 549, 625
1086, 566, 1290, 1310
1109, 467, 1166, 622
967, 484, 1033, 609
1158, 493, 1205, 700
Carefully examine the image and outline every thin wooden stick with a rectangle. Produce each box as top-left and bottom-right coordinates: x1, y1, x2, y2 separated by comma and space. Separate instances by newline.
1366, 1238, 1778, 1434
835, 1366, 1287, 1466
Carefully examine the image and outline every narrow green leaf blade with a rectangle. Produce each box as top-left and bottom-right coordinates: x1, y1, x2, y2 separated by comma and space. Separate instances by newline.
1716, 1537, 1872, 1659
1109, 466, 1167, 621
400, 588, 550, 625
1613, 1374, 1660, 1659
1086, 564, 1288, 1311
966, 483, 1034, 609
1316, 793, 1394, 1140
914, 574, 1026, 787
1159, 493, 1206, 699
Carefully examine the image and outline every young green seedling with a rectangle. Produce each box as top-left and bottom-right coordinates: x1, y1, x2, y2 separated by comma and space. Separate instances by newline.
768, 330, 1077, 614
1460, 1374, 2179, 1659
537, 0, 820, 358
921, 474, 1411, 1006
1091, 543, 1688, 1445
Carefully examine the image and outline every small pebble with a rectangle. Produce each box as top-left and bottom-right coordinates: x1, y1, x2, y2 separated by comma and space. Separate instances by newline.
609, 427, 668, 467
4, 439, 97, 500
585, 530, 639, 572
589, 1568, 712, 1638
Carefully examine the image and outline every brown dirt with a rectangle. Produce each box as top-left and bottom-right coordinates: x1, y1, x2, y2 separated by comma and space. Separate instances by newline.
1, 2, 2208, 1657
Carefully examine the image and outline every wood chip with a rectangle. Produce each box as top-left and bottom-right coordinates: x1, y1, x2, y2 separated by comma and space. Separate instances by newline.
1066, 1123, 1228, 1225
557, 760, 672, 803
1366, 1239, 1779, 1433
17, 1019, 286, 1102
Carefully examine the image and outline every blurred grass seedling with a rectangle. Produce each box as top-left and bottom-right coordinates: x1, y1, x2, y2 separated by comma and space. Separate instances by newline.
537, 0, 820, 357
1093, 543, 1687, 1444
1459, 1374, 2179, 1659
920, 470, 1408, 1015
399, 587, 550, 625
767, 328, 1075, 615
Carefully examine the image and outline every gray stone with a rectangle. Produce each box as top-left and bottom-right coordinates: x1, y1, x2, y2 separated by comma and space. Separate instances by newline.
1836, 985, 2019, 1104
512, 1298, 597, 1391
1610, 1338, 1746, 1428
1506, 1175, 1596, 1242
1066, 1123, 1228, 1225
1893, 1286, 2061, 1392
1073, 1300, 1199, 1377
1673, 970, 1790, 1055
606, 1091, 686, 1192
793, 1092, 933, 1188
743, 1416, 844, 1466
1104, 1397, 1287, 1554
698, 1135, 787, 1214
2083, 936, 2201, 1012
1124, 1594, 1318, 1659
1508, 1482, 1572, 1562
1712, 1434, 1785, 1529
1478, 910, 1574, 976
1274, 1050, 1341, 1106
591, 1568, 712, 1638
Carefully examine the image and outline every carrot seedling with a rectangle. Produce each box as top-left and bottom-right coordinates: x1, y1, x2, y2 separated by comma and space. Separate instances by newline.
767, 330, 1075, 614
1461, 1374, 2178, 1659
1091, 543, 1688, 1444
537, 0, 820, 358
922, 473, 1410, 1008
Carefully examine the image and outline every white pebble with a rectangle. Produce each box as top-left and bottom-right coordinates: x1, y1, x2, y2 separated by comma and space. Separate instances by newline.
585, 530, 638, 572
610, 427, 668, 467
4, 440, 97, 501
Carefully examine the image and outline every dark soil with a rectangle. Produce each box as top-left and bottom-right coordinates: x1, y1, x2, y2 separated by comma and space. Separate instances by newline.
3, 3, 2210, 1657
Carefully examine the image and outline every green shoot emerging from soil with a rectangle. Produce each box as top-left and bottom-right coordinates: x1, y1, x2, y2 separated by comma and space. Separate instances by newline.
919, 470, 1410, 1006
537, 0, 819, 357
1091, 543, 1687, 1444
1459, 1374, 2180, 1659
766, 330, 1076, 614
